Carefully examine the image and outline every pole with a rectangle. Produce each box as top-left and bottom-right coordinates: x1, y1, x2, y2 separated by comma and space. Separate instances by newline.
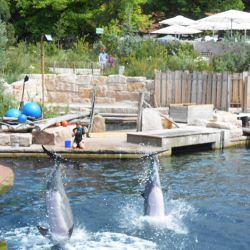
40, 35, 45, 110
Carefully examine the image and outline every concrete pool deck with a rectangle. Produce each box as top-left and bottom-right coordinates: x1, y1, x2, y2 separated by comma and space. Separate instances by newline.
0, 126, 249, 159
0, 131, 167, 159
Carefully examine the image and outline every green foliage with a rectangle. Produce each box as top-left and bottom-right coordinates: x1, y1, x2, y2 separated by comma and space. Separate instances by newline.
0, 20, 8, 71
0, 80, 18, 117
41, 105, 61, 119
3, 42, 40, 83
212, 42, 250, 72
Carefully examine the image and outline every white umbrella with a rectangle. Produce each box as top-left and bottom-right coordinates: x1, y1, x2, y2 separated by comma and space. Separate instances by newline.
159, 15, 196, 26
159, 15, 195, 26
151, 24, 202, 35
196, 9, 250, 36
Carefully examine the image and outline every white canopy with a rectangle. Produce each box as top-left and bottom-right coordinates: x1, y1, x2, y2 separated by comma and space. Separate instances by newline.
197, 9, 250, 24
151, 24, 201, 35
159, 15, 196, 26
195, 9, 250, 36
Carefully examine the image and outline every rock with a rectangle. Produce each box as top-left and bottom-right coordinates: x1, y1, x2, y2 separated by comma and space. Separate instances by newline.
126, 76, 146, 82
91, 115, 106, 132
127, 82, 145, 92
45, 126, 75, 146
32, 131, 55, 145
206, 121, 237, 130
142, 108, 163, 131
107, 75, 127, 84
0, 133, 10, 146
10, 133, 32, 147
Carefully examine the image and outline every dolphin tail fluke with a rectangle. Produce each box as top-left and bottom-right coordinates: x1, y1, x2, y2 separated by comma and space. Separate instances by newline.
68, 225, 74, 238
42, 145, 81, 168
37, 225, 49, 237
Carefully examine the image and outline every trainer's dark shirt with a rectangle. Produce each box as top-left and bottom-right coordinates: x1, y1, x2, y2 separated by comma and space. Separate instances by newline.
73, 127, 85, 143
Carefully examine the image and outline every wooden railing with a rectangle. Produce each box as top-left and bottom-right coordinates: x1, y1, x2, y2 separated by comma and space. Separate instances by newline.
154, 71, 250, 112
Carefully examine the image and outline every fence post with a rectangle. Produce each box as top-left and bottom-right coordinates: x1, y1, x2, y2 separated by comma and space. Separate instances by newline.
226, 73, 231, 111
243, 73, 250, 112
137, 92, 144, 132
154, 71, 161, 107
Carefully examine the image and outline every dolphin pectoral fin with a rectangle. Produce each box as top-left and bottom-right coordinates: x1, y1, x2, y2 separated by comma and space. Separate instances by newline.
141, 191, 145, 198
37, 225, 49, 237
68, 224, 74, 238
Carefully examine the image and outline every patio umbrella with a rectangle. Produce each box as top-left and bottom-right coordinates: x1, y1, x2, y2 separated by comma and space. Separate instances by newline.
151, 24, 202, 35
159, 15, 196, 26
196, 9, 250, 36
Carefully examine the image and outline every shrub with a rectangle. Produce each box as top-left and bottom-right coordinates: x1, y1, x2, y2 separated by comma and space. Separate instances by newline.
0, 80, 18, 116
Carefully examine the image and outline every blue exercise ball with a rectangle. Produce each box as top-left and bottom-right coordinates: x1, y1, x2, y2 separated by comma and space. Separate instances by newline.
18, 114, 27, 123
5, 108, 21, 118
22, 102, 42, 119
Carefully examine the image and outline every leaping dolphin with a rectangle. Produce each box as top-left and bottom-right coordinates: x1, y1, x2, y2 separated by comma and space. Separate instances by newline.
38, 164, 74, 244
142, 155, 165, 216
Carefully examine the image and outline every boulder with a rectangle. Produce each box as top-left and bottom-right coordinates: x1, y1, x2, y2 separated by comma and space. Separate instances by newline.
91, 115, 106, 132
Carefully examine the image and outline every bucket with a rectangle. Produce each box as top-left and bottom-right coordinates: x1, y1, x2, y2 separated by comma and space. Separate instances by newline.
65, 140, 71, 148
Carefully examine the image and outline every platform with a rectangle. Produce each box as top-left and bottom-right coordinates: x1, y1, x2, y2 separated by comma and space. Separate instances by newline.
127, 127, 223, 153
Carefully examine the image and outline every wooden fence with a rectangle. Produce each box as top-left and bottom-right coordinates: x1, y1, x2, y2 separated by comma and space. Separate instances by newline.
154, 71, 250, 112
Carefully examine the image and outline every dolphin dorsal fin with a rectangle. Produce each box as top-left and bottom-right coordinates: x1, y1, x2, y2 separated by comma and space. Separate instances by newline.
37, 225, 49, 237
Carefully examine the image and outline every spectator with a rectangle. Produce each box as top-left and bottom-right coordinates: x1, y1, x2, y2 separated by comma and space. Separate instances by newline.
98, 48, 108, 70
108, 54, 115, 67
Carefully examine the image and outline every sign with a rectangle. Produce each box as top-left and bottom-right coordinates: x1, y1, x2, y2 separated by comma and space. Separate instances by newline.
96, 28, 104, 34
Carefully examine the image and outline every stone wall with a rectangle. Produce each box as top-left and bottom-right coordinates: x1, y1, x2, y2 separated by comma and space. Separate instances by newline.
5, 74, 154, 113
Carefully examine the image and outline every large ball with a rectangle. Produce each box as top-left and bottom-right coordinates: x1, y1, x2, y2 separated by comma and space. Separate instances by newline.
18, 114, 27, 123
5, 108, 21, 118
22, 102, 42, 119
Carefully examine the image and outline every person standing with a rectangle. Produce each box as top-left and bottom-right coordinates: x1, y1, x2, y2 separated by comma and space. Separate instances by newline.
72, 122, 87, 149
98, 48, 108, 72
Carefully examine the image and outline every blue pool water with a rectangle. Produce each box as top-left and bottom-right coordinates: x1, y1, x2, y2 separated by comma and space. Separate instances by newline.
0, 147, 249, 249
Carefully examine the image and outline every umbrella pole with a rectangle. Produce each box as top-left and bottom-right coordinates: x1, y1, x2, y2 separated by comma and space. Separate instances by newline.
230, 19, 232, 38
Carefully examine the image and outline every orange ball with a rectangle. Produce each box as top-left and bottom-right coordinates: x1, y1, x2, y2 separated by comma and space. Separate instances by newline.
61, 121, 68, 127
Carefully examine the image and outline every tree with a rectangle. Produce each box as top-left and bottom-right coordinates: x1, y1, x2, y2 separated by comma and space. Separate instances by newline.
143, 0, 245, 19
0, 20, 8, 71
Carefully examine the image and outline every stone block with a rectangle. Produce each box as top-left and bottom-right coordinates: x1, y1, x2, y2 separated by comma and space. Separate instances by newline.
170, 104, 214, 123
91, 76, 107, 85
115, 91, 140, 102
56, 74, 76, 84
0, 133, 10, 146
107, 84, 128, 91
10, 133, 32, 147
47, 91, 72, 103
76, 75, 92, 85
45, 76, 57, 91
96, 85, 108, 97
126, 76, 146, 82
79, 87, 93, 98
127, 82, 146, 92
96, 97, 116, 104
107, 75, 126, 84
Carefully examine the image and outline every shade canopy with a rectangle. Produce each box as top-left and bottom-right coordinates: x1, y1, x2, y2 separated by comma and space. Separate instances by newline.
197, 9, 250, 24
159, 15, 196, 26
189, 21, 250, 31
195, 9, 250, 36
151, 24, 201, 35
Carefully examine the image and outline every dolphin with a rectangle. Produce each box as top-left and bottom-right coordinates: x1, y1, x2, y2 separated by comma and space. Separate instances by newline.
38, 164, 74, 244
142, 155, 165, 216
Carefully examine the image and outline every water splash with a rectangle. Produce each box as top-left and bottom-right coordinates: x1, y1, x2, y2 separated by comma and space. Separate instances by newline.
119, 198, 194, 235
0, 226, 156, 250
